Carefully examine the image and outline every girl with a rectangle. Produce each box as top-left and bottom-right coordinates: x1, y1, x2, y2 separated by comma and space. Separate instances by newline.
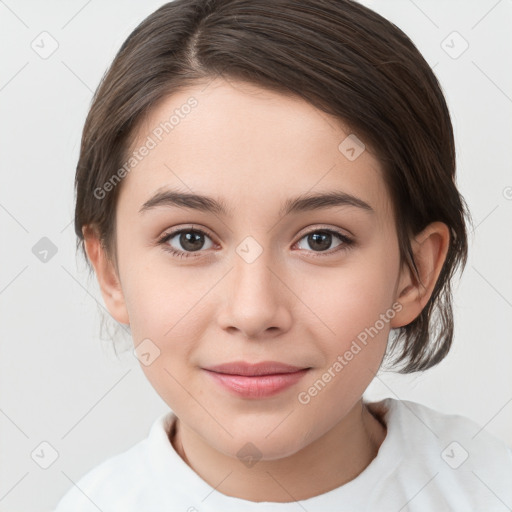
55, 0, 512, 510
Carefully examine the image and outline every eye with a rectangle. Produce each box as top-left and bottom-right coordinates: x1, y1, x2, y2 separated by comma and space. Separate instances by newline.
157, 226, 355, 260
294, 228, 354, 255
157, 227, 215, 259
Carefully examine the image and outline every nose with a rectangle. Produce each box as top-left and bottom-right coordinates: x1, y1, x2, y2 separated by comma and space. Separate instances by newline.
216, 245, 293, 340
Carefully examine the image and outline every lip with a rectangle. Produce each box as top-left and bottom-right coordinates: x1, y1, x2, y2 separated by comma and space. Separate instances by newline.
204, 360, 308, 376
203, 361, 311, 399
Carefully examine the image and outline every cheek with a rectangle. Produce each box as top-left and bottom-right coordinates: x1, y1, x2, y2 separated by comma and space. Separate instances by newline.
295, 264, 395, 427
122, 266, 217, 389
123, 261, 215, 339
295, 245, 399, 399
302, 254, 398, 345
123, 272, 206, 408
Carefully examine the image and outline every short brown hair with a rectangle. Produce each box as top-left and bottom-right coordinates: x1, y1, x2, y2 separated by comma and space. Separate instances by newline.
74, 0, 471, 373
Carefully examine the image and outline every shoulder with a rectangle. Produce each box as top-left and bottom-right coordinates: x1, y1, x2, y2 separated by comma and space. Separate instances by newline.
53, 412, 174, 512
368, 398, 512, 511
383, 397, 512, 459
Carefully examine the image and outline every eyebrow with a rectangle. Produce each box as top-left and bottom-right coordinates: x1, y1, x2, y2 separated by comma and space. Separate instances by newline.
139, 188, 374, 217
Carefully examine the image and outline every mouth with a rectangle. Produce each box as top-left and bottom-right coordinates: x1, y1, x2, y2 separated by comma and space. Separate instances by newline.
202, 361, 311, 399
203, 360, 311, 376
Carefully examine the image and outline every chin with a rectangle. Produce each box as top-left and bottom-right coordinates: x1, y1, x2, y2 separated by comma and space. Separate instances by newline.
206, 422, 315, 463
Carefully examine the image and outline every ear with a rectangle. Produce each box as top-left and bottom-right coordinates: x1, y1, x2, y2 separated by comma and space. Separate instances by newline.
82, 225, 130, 325
390, 221, 450, 328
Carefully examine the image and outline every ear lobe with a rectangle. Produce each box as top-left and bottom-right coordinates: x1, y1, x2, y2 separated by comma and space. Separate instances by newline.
390, 222, 450, 329
82, 225, 130, 325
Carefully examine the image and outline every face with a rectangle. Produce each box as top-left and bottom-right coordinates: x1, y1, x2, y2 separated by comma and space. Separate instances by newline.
111, 78, 404, 460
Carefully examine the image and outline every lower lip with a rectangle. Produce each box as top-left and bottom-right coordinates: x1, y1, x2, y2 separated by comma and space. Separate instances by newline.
204, 369, 310, 399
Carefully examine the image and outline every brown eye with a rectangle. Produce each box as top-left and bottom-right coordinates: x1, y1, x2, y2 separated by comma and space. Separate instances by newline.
295, 229, 354, 254
158, 228, 215, 258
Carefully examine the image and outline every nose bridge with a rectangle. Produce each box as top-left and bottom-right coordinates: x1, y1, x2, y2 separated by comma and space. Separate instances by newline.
218, 234, 288, 337
232, 234, 278, 303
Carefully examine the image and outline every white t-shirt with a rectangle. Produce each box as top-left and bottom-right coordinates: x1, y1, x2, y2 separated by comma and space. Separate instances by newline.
53, 398, 512, 511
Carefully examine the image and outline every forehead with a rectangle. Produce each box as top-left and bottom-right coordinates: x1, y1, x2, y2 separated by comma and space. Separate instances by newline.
118, 78, 392, 220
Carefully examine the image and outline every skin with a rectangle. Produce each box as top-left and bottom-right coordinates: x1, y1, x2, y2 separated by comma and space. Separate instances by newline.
83, 77, 450, 502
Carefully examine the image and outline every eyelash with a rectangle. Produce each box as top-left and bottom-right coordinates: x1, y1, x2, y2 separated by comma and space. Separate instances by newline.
157, 225, 355, 260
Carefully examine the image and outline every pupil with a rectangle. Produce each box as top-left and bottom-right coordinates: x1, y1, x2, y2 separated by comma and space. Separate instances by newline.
309, 232, 331, 251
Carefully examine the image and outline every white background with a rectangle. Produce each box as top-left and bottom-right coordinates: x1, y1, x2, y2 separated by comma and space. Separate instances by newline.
1, 0, 511, 510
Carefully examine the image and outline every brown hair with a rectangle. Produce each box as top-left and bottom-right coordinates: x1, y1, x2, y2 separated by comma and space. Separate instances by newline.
74, 0, 471, 372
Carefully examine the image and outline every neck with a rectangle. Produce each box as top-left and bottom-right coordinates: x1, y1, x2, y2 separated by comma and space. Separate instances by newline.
170, 399, 387, 502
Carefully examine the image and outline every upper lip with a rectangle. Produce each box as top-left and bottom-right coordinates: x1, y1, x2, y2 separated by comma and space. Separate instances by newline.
203, 361, 310, 376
